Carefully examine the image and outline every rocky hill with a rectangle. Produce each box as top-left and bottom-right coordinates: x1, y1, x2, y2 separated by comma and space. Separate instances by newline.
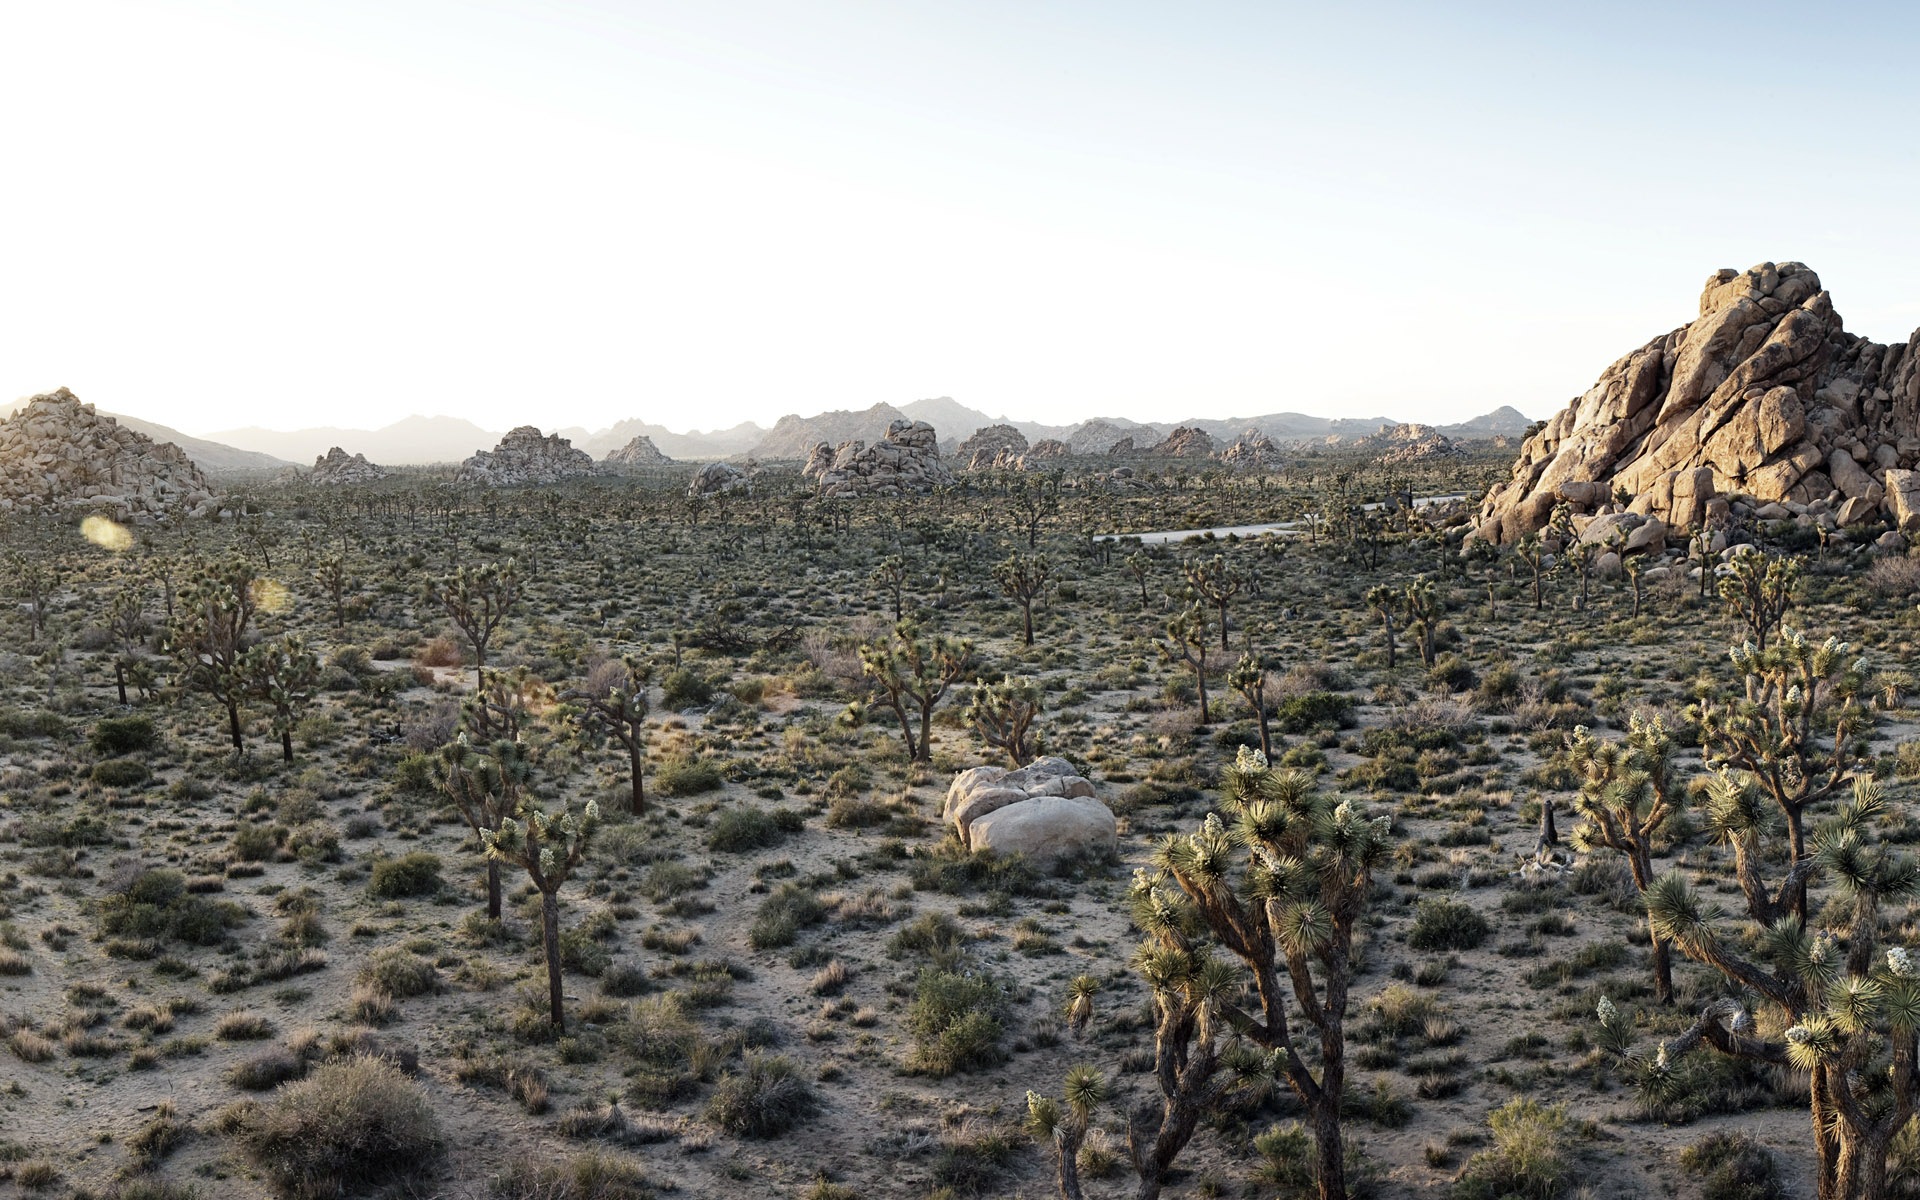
1476, 261, 1920, 542
1148, 426, 1216, 458
952, 424, 1029, 470
802, 420, 953, 497
309, 447, 388, 485
456, 427, 595, 486
603, 435, 673, 467
1363, 423, 1462, 465
0, 389, 217, 519
749, 403, 908, 460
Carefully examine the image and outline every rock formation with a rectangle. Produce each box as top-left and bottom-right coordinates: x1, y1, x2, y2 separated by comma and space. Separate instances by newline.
1025, 438, 1070, 461
456, 427, 595, 486
0, 389, 216, 520
308, 447, 388, 485
943, 757, 1116, 865
1105, 436, 1136, 456
801, 420, 954, 498
1215, 429, 1286, 470
1477, 262, 1920, 542
1067, 420, 1146, 456
687, 461, 752, 497
951, 424, 1030, 470
1148, 426, 1216, 458
602, 435, 673, 467
1365, 423, 1461, 465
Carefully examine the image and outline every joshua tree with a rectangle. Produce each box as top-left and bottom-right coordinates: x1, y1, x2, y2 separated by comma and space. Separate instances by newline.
168, 556, 260, 756
1010, 472, 1061, 548
564, 656, 653, 815
859, 619, 974, 762
1624, 553, 1645, 619
1403, 576, 1441, 668
1565, 716, 1685, 1003
245, 635, 320, 763
429, 558, 521, 688
1228, 650, 1273, 760
1515, 533, 1547, 611
1182, 554, 1244, 651
105, 581, 150, 707
1125, 551, 1153, 610
1718, 546, 1802, 651
1160, 604, 1213, 725
442, 670, 550, 918
313, 552, 354, 629
7, 551, 54, 644
483, 788, 598, 1035
1031, 751, 1389, 1200
1691, 627, 1869, 924
1620, 778, 1917, 1200
1364, 584, 1398, 669
964, 674, 1043, 767
868, 554, 911, 622
992, 553, 1052, 647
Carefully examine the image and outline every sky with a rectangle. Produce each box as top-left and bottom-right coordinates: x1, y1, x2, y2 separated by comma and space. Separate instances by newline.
4, 0, 1919, 438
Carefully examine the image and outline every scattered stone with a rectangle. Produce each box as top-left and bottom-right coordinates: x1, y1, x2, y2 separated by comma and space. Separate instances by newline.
0, 388, 216, 520
309, 446, 388, 485
457, 427, 595, 485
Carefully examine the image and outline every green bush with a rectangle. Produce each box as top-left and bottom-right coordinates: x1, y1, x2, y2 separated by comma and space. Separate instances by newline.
1407, 899, 1490, 951
1427, 653, 1477, 693
368, 852, 443, 899
660, 669, 714, 710
1679, 1132, 1784, 1200
1452, 1097, 1568, 1200
231, 824, 286, 862
748, 883, 826, 950
358, 946, 440, 997
392, 752, 438, 796
709, 807, 799, 851
704, 1054, 819, 1138
1273, 691, 1354, 734
98, 868, 246, 947
658, 757, 723, 798
92, 715, 157, 756
906, 968, 1009, 1077
491, 1152, 658, 1200
92, 758, 151, 788
244, 1056, 444, 1199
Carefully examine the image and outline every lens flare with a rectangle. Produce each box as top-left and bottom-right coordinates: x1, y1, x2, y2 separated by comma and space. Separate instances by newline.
250, 577, 292, 614
81, 515, 133, 551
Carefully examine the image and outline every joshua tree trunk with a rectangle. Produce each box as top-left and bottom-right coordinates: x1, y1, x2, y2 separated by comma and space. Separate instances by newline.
543, 890, 565, 1034
226, 698, 244, 755
487, 859, 502, 920
114, 660, 128, 707
628, 739, 645, 815
1310, 1099, 1346, 1200
280, 727, 294, 763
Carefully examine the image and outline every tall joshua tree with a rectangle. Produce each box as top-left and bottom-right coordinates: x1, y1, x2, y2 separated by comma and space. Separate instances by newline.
168, 556, 260, 756
1160, 605, 1213, 724
1228, 650, 1274, 760
1403, 576, 1441, 668
1125, 551, 1153, 611
1718, 546, 1802, 651
484, 790, 598, 1035
1028, 750, 1390, 1200
964, 673, 1043, 767
564, 656, 653, 815
859, 620, 974, 762
993, 553, 1052, 647
1364, 584, 1397, 669
246, 635, 320, 763
429, 558, 520, 688
1182, 554, 1244, 651
868, 554, 912, 622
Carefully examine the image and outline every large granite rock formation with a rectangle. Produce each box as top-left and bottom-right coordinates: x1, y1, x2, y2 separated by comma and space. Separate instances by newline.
801, 419, 954, 498
1149, 426, 1216, 458
944, 757, 1116, 865
687, 461, 752, 497
603, 435, 673, 467
952, 424, 1030, 470
1477, 262, 1920, 542
1366, 423, 1461, 465
457, 427, 595, 485
309, 446, 388, 485
1215, 429, 1286, 470
1067, 420, 1143, 456
0, 389, 216, 519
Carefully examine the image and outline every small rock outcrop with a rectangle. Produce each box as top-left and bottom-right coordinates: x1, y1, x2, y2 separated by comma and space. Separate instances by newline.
952, 424, 1030, 470
603, 435, 673, 467
1366, 423, 1461, 465
1215, 429, 1285, 470
944, 757, 1116, 865
457, 427, 595, 485
802, 420, 954, 498
1149, 426, 1216, 458
1025, 439, 1070, 461
687, 461, 752, 497
309, 446, 388, 485
0, 389, 216, 519
1477, 261, 1920, 542
1067, 420, 1142, 456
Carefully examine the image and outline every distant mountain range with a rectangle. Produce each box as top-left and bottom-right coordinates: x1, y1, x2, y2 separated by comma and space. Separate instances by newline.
203, 399, 1536, 465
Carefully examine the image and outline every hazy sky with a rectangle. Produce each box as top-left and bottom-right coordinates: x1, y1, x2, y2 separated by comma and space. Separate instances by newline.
5, 0, 1918, 437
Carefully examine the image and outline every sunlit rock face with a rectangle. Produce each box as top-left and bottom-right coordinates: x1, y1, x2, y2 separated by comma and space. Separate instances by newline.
602, 435, 672, 467
801, 420, 954, 498
1477, 262, 1920, 542
0, 388, 216, 521
309, 446, 388, 485
456, 426, 595, 485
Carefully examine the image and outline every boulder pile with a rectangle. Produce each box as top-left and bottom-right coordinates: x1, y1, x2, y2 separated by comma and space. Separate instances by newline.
1149, 426, 1216, 458
1477, 261, 1920, 542
687, 461, 752, 497
943, 757, 1116, 865
802, 419, 954, 497
0, 389, 216, 520
309, 446, 388, 485
1367, 423, 1461, 465
603, 435, 673, 467
1215, 429, 1286, 470
952, 424, 1029, 471
457, 427, 595, 485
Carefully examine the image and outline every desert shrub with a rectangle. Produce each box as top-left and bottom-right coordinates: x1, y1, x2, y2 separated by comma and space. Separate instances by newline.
228, 1046, 308, 1090
1452, 1097, 1568, 1200
98, 868, 246, 947
660, 669, 714, 709
491, 1152, 657, 1200
392, 753, 438, 795
92, 715, 157, 756
658, 757, 723, 798
888, 913, 969, 964
906, 968, 1009, 1077
92, 758, 151, 788
358, 946, 439, 997
1407, 899, 1489, 951
824, 794, 892, 828
417, 635, 463, 667
705, 1054, 818, 1137
907, 840, 1044, 897
748, 883, 826, 950
1678, 1131, 1784, 1200
1426, 653, 1477, 693
708, 807, 799, 851
244, 1056, 444, 1199
231, 824, 286, 862
1273, 691, 1354, 734
368, 852, 443, 899
0, 709, 66, 740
